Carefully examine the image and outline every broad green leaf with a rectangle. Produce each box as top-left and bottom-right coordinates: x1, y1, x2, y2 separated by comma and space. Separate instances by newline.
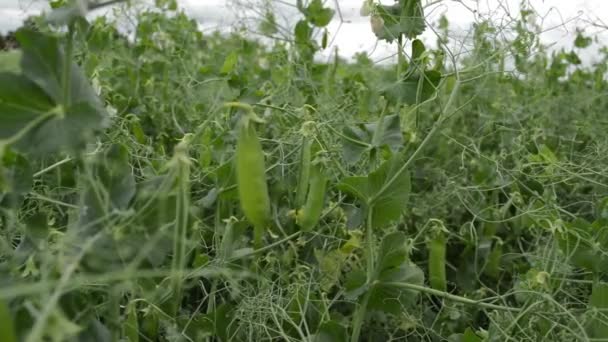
368, 261, 424, 314
411, 39, 426, 60
0, 300, 17, 342
587, 282, 608, 339
0, 149, 32, 196
342, 114, 403, 164
0, 50, 21, 72
259, 11, 278, 35
462, 328, 483, 342
345, 232, 423, 314
314, 320, 347, 342
306, 0, 335, 27
295, 20, 312, 47
0, 29, 108, 155
17, 29, 105, 112
338, 154, 411, 228
372, 0, 426, 42
220, 51, 238, 75
555, 219, 608, 274
574, 31, 592, 48
382, 69, 441, 106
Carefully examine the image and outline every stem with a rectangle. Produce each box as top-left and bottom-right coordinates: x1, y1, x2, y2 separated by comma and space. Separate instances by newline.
228, 231, 302, 262
350, 208, 375, 342
63, 24, 74, 106
370, 80, 461, 204
24, 233, 102, 342
350, 291, 371, 342
383, 282, 521, 312
170, 138, 191, 316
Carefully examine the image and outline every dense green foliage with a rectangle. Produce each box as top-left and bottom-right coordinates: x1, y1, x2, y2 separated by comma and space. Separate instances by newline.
0, 0, 607, 341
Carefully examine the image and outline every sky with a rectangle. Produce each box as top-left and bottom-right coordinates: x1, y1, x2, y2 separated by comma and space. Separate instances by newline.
1, 0, 607, 64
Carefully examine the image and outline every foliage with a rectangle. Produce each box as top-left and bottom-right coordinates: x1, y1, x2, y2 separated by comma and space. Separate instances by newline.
0, 1, 607, 341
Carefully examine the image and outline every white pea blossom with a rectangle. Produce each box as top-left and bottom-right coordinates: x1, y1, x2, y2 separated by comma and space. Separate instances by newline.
370, 14, 384, 36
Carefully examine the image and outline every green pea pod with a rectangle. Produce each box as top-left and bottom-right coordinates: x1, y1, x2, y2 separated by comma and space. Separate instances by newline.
236, 116, 271, 248
428, 233, 447, 291
0, 300, 17, 342
124, 301, 139, 342
295, 137, 312, 207
297, 165, 326, 232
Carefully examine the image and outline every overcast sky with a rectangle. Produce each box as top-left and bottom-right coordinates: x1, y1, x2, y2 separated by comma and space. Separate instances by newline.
2, 0, 607, 64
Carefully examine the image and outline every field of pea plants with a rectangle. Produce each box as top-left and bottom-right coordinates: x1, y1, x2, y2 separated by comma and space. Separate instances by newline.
0, 0, 607, 341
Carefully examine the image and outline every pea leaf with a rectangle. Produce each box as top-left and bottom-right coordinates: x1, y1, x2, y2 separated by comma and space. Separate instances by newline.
0, 149, 32, 197
342, 114, 403, 164
0, 29, 108, 155
305, 0, 334, 27
295, 20, 312, 46
555, 219, 608, 274
338, 154, 411, 228
345, 232, 423, 314
382, 70, 441, 106
314, 320, 347, 342
0, 50, 21, 72
587, 282, 608, 339
373, 0, 426, 42
220, 51, 238, 75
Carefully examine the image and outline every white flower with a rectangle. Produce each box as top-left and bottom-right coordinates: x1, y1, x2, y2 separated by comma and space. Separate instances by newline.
370, 15, 384, 36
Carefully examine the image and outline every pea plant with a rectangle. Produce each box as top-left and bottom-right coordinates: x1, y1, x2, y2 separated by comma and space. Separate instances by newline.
0, 0, 607, 341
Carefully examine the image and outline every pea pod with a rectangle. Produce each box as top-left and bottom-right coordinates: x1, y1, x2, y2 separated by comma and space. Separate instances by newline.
297, 164, 327, 232
236, 115, 270, 248
295, 137, 312, 207
0, 300, 16, 342
428, 232, 447, 291
124, 301, 139, 342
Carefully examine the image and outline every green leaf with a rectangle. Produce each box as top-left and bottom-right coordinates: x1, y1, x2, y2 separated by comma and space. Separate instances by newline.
0, 50, 21, 72
259, 11, 278, 35
462, 327, 483, 342
314, 320, 347, 342
555, 219, 608, 274
338, 154, 411, 228
0, 300, 17, 342
368, 261, 424, 314
587, 282, 608, 339
346, 232, 424, 314
381, 69, 441, 106
0, 29, 108, 155
0, 149, 32, 197
306, 0, 335, 27
17, 29, 104, 112
574, 31, 592, 49
342, 114, 403, 164
295, 20, 312, 46
220, 51, 238, 75
373, 0, 426, 42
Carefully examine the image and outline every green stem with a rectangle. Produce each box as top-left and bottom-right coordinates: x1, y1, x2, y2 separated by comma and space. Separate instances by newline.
350, 208, 375, 342
63, 24, 74, 106
171, 138, 192, 315
383, 282, 521, 312
370, 80, 461, 205
350, 291, 371, 342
